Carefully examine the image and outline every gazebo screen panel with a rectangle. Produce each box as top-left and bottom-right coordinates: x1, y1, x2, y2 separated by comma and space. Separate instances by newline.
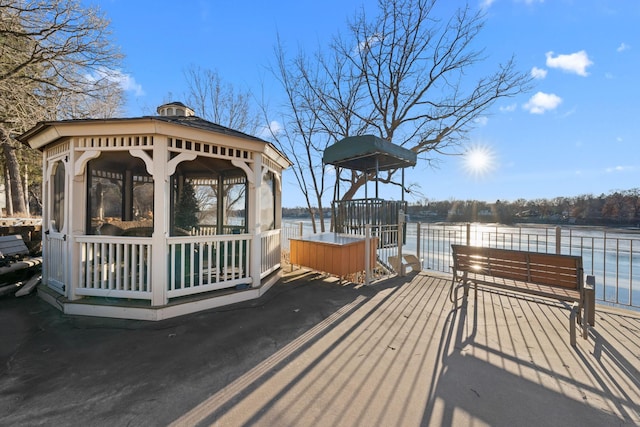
86, 152, 154, 236
170, 156, 247, 236
261, 171, 276, 232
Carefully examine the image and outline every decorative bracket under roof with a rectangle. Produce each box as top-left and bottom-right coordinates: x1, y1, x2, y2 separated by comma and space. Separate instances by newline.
232, 159, 254, 185
74, 150, 101, 176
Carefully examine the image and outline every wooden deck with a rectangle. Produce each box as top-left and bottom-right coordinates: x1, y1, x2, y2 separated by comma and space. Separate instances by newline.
3, 269, 639, 426
174, 270, 640, 427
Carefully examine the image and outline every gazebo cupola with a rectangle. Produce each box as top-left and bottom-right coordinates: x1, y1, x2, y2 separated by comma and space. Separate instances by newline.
157, 101, 195, 117
19, 104, 291, 320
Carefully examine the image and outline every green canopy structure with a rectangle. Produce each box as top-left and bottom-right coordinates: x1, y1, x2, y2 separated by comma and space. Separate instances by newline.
322, 135, 417, 171
323, 135, 416, 248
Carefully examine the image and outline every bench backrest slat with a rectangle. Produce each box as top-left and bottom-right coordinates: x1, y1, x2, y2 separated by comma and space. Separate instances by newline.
0, 234, 29, 258
452, 244, 581, 290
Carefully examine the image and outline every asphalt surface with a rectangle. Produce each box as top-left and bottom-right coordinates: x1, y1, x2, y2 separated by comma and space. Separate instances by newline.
1, 270, 390, 426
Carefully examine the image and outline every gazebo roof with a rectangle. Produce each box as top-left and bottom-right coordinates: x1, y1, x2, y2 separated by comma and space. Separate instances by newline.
18, 114, 292, 168
322, 135, 417, 171
19, 115, 265, 147
151, 115, 265, 142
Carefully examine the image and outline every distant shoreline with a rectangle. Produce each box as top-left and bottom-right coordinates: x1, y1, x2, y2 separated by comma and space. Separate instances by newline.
282, 216, 640, 233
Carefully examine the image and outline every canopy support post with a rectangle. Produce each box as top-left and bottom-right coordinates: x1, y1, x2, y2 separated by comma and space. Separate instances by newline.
401, 168, 405, 202
375, 157, 379, 199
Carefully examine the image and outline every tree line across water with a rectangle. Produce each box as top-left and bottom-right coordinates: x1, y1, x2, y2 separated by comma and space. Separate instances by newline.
283, 188, 640, 227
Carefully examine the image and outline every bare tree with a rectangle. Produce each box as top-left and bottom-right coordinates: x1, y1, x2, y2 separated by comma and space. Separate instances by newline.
267, 0, 533, 226
0, 0, 123, 216
184, 65, 261, 135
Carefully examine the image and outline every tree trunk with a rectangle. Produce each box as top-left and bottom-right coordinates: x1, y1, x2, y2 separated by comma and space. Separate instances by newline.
4, 162, 11, 216
316, 200, 326, 233
1, 136, 26, 216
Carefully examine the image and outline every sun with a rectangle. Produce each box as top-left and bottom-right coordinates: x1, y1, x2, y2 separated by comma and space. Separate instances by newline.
463, 144, 496, 178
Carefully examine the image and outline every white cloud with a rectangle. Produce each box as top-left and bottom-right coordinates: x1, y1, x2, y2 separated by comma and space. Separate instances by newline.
474, 116, 489, 126
111, 70, 145, 96
523, 92, 562, 114
358, 34, 383, 53
479, 0, 495, 9
530, 66, 547, 79
499, 103, 517, 113
605, 165, 633, 173
617, 42, 630, 53
259, 120, 283, 139
545, 50, 593, 76
86, 67, 145, 96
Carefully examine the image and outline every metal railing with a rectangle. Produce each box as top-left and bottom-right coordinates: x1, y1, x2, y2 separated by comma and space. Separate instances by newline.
416, 223, 640, 309
282, 220, 640, 310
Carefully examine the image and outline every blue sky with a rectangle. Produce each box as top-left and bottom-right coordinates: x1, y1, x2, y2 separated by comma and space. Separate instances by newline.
94, 0, 639, 207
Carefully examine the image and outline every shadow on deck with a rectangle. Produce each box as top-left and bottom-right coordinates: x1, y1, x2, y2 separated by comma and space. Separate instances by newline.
171, 270, 640, 426
1, 269, 639, 426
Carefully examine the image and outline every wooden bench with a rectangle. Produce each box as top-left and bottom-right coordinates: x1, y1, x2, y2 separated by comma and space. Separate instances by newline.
450, 244, 596, 346
0, 234, 30, 264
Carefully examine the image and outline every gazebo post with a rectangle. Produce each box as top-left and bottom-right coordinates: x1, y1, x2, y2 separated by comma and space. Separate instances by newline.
69, 153, 82, 301
250, 155, 263, 288
150, 136, 169, 306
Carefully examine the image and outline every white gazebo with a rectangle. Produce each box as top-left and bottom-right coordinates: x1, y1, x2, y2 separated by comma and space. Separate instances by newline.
19, 102, 291, 320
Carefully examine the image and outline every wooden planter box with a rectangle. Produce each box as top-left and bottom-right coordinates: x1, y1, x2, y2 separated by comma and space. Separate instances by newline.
290, 233, 378, 278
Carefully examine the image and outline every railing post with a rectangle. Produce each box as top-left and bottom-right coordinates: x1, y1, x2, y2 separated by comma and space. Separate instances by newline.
555, 226, 561, 254
466, 223, 471, 245
416, 222, 421, 265
398, 210, 405, 276
298, 221, 303, 237
365, 224, 371, 286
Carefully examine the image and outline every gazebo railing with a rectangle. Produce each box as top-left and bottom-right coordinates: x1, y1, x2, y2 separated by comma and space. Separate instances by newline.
77, 235, 152, 300
76, 233, 255, 301
260, 229, 281, 278
167, 234, 251, 299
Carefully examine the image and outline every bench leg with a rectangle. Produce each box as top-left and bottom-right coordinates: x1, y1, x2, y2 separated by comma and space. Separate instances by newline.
449, 279, 465, 304
449, 270, 465, 304
570, 302, 578, 347
585, 275, 596, 327
582, 289, 595, 339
